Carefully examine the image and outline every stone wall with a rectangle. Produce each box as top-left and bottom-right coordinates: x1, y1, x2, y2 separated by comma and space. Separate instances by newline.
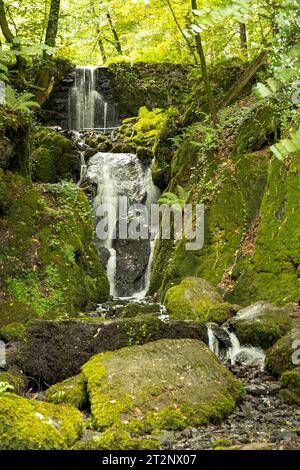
42, 62, 195, 129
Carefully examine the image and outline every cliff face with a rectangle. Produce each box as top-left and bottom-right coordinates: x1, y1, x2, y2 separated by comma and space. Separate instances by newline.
150, 94, 300, 306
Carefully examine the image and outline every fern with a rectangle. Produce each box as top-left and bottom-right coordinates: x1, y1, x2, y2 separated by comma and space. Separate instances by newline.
158, 185, 190, 208
271, 128, 300, 160
5, 85, 40, 113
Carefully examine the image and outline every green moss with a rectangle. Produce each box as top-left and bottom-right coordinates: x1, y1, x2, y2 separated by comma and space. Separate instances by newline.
230, 303, 294, 349
212, 438, 233, 449
0, 369, 27, 395
0, 393, 84, 449
82, 339, 244, 442
45, 374, 88, 409
231, 153, 300, 305
121, 303, 160, 319
164, 277, 223, 321
30, 127, 80, 183
125, 317, 160, 346
279, 369, 300, 405
266, 326, 300, 377
0, 174, 109, 319
0, 322, 26, 342
74, 429, 160, 450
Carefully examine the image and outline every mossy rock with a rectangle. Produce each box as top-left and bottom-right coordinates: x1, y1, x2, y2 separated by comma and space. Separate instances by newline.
30, 127, 80, 183
279, 368, 300, 405
0, 301, 36, 330
73, 429, 159, 450
82, 338, 244, 439
120, 303, 161, 319
164, 277, 224, 321
229, 302, 294, 349
0, 368, 27, 395
0, 393, 84, 449
45, 374, 88, 409
0, 322, 26, 342
0, 173, 109, 319
266, 326, 300, 377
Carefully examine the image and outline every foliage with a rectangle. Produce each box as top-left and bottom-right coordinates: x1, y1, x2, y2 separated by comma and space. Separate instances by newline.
5, 86, 40, 113
0, 382, 14, 395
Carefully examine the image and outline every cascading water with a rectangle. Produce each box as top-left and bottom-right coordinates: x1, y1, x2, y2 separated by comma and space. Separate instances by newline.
68, 67, 118, 130
86, 153, 160, 298
207, 325, 265, 370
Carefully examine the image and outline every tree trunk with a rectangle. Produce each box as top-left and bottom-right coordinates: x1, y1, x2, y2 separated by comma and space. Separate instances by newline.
106, 10, 122, 54
166, 0, 198, 64
35, 0, 61, 105
191, 0, 218, 125
0, 0, 26, 77
239, 22, 248, 57
98, 35, 107, 63
220, 51, 268, 108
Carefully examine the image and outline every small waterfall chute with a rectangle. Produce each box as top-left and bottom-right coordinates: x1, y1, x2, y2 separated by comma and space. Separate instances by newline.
86, 152, 159, 298
207, 324, 265, 370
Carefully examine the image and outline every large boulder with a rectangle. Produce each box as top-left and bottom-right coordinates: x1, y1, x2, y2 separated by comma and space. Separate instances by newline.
266, 325, 300, 377
0, 394, 84, 449
82, 339, 244, 443
18, 318, 207, 385
0, 172, 109, 321
164, 277, 234, 322
229, 301, 293, 349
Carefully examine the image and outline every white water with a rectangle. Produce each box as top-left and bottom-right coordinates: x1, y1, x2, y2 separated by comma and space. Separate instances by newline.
207, 325, 265, 370
86, 153, 159, 298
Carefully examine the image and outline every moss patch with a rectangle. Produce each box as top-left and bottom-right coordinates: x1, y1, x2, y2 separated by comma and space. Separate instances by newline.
266, 326, 300, 377
0, 172, 109, 319
45, 374, 88, 409
0, 322, 26, 342
0, 393, 84, 449
279, 368, 300, 405
82, 339, 244, 440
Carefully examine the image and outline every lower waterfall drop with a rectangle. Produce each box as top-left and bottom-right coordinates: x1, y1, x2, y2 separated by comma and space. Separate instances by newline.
86, 152, 159, 298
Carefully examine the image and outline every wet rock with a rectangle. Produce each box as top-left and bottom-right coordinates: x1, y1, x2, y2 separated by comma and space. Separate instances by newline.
17, 319, 207, 384
245, 384, 268, 396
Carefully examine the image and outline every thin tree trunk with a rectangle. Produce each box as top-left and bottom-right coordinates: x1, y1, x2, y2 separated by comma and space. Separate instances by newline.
106, 10, 122, 54
239, 22, 248, 57
220, 51, 268, 108
166, 0, 198, 64
35, 0, 61, 105
98, 35, 107, 63
0, 0, 26, 77
191, 0, 218, 125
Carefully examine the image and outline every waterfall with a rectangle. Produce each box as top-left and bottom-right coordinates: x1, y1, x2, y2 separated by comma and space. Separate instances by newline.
68, 67, 119, 131
207, 325, 265, 370
86, 153, 159, 298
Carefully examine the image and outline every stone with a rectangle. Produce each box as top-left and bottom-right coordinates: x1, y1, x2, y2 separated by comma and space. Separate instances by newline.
18, 318, 208, 385
82, 339, 244, 438
45, 374, 88, 409
0, 393, 84, 449
245, 384, 267, 396
229, 301, 293, 349
266, 326, 300, 377
164, 277, 231, 322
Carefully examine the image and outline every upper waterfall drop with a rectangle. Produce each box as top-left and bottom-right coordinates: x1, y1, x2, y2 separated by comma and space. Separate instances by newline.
68, 66, 118, 130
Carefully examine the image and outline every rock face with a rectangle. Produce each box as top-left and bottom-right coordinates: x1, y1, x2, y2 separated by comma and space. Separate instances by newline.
266, 326, 300, 377
0, 394, 84, 449
82, 339, 243, 438
18, 319, 208, 385
0, 172, 109, 322
229, 301, 293, 349
164, 277, 233, 322
115, 238, 150, 296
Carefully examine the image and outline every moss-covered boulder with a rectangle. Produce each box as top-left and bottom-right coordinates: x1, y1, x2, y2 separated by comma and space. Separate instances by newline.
30, 127, 80, 183
229, 302, 293, 349
279, 368, 300, 405
120, 303, 161, 319
82, 339, 244, 439
164, 277, 228, 322
0, 393, 84, 449
266, 326, 300, 377
0, 322, 26, 342
45, 374, 87, 409
0, 172, 109, 319
0, 368, 27, 395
